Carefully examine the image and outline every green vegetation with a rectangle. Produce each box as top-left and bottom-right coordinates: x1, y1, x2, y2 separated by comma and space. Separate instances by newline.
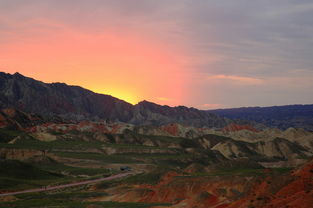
0, 191, 171, 208
0, 127, 301, 208
103, 143, 170, 150
178, 168, 267, 178
0, 130, 194, 193
121, 169, 168, 185
17, 191, 108, 200
0, 160, 111, 191
35, 162, 112, 176
0, 160, 62, 179
179, 138, 201, 148
143, 134, 184, 144
54, 151, 140, 163
180, 166, 294, 178
0, 129, 26, 143
0, 200, 170, 208
0, 160, 71, 191
270, 167, 293, 174
0, 137, 104, 150
115, 152, 191, 159
54, 150, 192, 166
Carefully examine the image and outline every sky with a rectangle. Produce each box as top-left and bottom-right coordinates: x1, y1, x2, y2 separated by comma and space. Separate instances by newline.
0, 0, 313, 109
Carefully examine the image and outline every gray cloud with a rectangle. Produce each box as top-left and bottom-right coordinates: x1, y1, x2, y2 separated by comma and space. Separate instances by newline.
0, 0, 312, 108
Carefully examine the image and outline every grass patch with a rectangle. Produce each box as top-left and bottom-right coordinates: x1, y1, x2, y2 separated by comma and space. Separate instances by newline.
143, 135, 184, 144
0, 160, 77, 191
121, 172, 162, 185
0, 137, 104, 151
0, 160, 62, 179
54, 151, 139, 163
103, 143, 169, 150
271, 167, 293, 174
93, 201, 171, 208
17, 191, 108, 200
0, 190, 171, 208
35, 162, 112, 176
121, 168, 171, 185
180, 167, 294, 178
0, 128, 26, 143
55, 151, 191, 164
115, 152, 191, 160
179, 168, 267, 178
0, 200, 170, 208
0, 176, 76, 191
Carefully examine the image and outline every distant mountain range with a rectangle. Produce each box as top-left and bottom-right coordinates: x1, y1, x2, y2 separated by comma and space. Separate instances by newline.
1, 72, 313, 208
1, 72, 312, 130
208, 105, 313, 131
0, 72, 230, 128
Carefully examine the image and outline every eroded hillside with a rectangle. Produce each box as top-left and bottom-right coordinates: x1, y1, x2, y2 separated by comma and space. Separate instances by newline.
0, 108, 312, 207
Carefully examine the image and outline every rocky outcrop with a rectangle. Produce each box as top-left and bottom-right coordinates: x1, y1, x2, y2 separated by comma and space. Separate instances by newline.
131, 101, 231, 128
195, 134, 312, 165
89, 159, 313, 208
0, 72, 134, 121
31, 132, 57, 142
0, 148, 45, 160
0, 108, 43, 129
21, 120, 313, 165
226, 159, 313, 208
209, 127, 313, 153
223, 123, 258, 132
90, 171, 258, 207
0, 72, 230, 128
208, 104, 313, 131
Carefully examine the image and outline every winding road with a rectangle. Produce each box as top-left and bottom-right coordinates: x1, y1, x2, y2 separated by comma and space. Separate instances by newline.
0, 172, 133, 197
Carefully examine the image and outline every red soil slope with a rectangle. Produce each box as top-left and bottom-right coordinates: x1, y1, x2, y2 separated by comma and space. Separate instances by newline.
223, 123, 258, 132
227, 159, 313, 208
160, 124, 180, 136
97, 160, 313, 208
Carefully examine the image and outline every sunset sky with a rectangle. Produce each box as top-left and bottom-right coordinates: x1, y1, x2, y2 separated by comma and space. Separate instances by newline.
1, 0, 313, 109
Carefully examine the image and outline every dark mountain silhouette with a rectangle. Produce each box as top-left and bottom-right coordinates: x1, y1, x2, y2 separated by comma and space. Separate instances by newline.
0, 72, 230, 128
208, 105, 313, 131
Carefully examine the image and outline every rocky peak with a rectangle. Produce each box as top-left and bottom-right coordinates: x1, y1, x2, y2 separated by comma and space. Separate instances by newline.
0, 72, 233, 128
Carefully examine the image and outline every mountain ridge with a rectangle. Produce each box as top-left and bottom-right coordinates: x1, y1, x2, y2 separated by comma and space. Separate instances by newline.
0, 72, 230, 128
208, 104, 313, 131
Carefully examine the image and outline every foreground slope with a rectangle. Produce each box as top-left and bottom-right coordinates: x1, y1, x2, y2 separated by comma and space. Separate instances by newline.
226, 158, 313, 208
86, 159, 313, 208
0, 109, 312, 207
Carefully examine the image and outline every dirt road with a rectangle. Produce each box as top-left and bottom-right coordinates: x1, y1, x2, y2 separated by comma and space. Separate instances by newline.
0, 172, 132, 197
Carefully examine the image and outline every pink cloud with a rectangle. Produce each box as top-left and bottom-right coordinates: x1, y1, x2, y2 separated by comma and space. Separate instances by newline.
207, 74, 264, 85
199, 103, 224, 110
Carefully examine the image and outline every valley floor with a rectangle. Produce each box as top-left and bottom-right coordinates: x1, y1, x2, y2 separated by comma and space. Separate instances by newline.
0, 119, 313, 207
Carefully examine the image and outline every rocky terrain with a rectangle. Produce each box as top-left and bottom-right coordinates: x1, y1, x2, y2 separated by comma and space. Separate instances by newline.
0, 107, 312, 207
90, 159, 313, 208
0, 72, 230, 128
208, 104, 313, 131
18, 119, 312, 167
0, 108, 44, 129
0, 72, 312, 208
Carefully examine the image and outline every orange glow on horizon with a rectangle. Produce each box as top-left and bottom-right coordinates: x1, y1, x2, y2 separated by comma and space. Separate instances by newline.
0, 27, 188, 107
94, 88, 140, 105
